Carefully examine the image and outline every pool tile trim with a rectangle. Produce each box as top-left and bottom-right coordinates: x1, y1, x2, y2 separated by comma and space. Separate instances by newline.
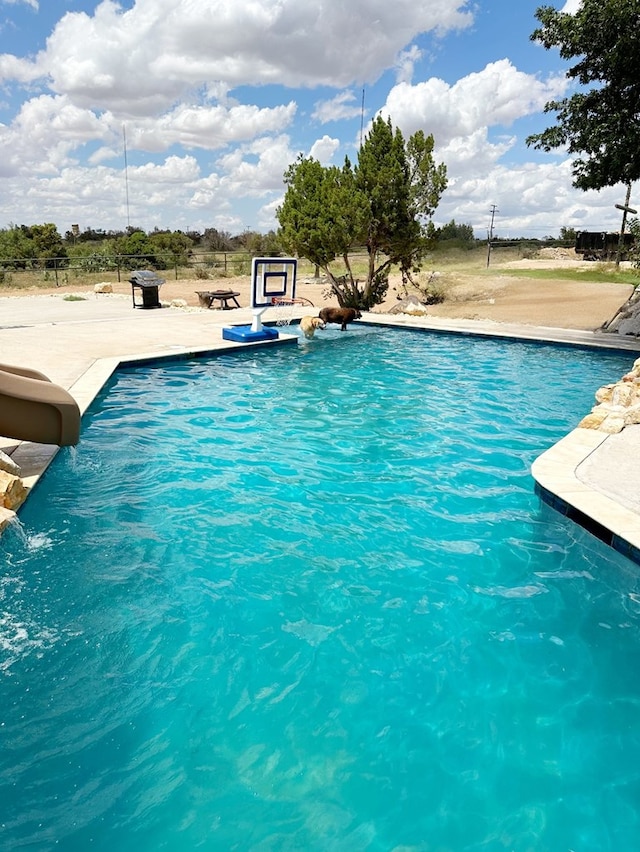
532, 429, 640, 562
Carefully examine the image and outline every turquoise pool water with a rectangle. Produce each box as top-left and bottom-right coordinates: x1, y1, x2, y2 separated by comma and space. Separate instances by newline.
2, 326, 640, 850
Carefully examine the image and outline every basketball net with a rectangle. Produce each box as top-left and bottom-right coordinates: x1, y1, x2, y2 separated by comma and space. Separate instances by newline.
272, 297, 297, 326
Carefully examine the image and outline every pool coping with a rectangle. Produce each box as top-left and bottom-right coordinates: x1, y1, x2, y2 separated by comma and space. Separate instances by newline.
532, 429, 640, 561
3, 306, 640, 559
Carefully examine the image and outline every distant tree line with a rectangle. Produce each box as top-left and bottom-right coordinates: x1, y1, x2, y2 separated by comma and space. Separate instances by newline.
0, 224, 283, 271
0, 220, 580, 273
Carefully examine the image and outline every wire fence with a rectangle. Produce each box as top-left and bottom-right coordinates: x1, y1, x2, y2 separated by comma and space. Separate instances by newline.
0, 252, 321, 289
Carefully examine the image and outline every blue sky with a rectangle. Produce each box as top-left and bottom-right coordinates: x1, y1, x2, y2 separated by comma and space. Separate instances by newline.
0, 0, 628, 239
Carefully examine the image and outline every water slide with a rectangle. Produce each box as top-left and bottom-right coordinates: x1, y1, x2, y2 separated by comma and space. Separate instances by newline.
0, 362, 80, 446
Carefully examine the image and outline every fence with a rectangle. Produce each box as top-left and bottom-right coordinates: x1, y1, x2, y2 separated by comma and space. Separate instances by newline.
0, 252, 321, 289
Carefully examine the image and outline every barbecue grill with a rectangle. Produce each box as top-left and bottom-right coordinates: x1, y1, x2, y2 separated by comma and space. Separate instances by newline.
129, 270, 165, 309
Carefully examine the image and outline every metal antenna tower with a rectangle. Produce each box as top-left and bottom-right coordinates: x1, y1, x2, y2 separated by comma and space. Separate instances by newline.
123, 125, 131, 230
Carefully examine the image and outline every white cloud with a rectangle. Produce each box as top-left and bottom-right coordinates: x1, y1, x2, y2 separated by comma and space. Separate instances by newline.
0, 53, 45, 85
312, 92, 362, 124
561, 1, 582, 13
0, 89, 297, 178
131, 101, 297, 153
130, 155, 201, 184
217, 135, 300, 198
380, 60, 568, 146
439, 128, 516, 178
257, 196, 284, 232
0, 0, 478, 231
1, 0, 38, 8
368, 58, 621, 239
433, 157, 626, 239
308, 135, 340, 163
6, 0, 473, 114
0, 95, 112, 175
2, 156, 237, 233
394, 45, 422, 84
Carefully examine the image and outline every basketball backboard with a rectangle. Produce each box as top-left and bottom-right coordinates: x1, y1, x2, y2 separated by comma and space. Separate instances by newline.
251, 257, 297, 308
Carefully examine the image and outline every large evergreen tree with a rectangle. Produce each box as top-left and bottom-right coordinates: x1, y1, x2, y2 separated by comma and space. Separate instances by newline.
277, 117, 447, 309
527, 0, 640, 190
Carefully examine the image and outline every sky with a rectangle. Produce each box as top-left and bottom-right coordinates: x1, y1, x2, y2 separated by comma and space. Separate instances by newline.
0, 0, 629, 240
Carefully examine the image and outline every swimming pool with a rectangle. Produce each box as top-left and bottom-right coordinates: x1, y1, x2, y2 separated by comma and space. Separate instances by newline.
2, 325, 640, 849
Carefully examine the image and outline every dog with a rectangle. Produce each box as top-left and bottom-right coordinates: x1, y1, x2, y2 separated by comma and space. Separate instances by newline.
318, 307, 362, 331
299, 315, 326, 339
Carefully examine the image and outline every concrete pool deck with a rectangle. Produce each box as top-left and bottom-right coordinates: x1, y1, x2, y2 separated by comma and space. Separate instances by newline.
2, 292, 640, 557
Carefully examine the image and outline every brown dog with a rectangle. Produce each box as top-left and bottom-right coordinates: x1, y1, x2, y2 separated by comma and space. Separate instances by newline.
299, 315, 326, 339
318, 307, 362, 331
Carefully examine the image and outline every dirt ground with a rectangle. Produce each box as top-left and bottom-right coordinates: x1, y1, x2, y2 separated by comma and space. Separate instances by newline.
0, 248, 635, 331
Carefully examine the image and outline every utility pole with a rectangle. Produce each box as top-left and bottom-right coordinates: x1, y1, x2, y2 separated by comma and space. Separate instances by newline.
487, 204, 498, 268
615, 183, 636, 268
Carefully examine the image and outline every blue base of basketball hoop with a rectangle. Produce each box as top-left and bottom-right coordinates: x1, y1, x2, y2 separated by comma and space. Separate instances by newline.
222, 325, 279, 343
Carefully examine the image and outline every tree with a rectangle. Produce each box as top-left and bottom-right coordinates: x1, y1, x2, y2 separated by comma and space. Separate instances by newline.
438, 219, 476, 246
235, 229, 284, 256
26, 224, 67, 268
277, 117, 447, 309
0, 225, 36, 268
63, 226, 111, 244
0, 223, 67, 268
148, 230, 193, 266
109, 228, 161, 269
527, 0, 640, 190
559, 226, 577, 243
261, 230, 284, 256
278, 155, 370, 303
201, 228, 234, 252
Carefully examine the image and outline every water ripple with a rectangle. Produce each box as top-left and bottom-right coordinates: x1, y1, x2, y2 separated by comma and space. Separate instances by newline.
1, 328, 638, 849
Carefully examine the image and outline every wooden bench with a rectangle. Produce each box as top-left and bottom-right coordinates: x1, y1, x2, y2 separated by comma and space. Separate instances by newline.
196, 290, 241, 309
